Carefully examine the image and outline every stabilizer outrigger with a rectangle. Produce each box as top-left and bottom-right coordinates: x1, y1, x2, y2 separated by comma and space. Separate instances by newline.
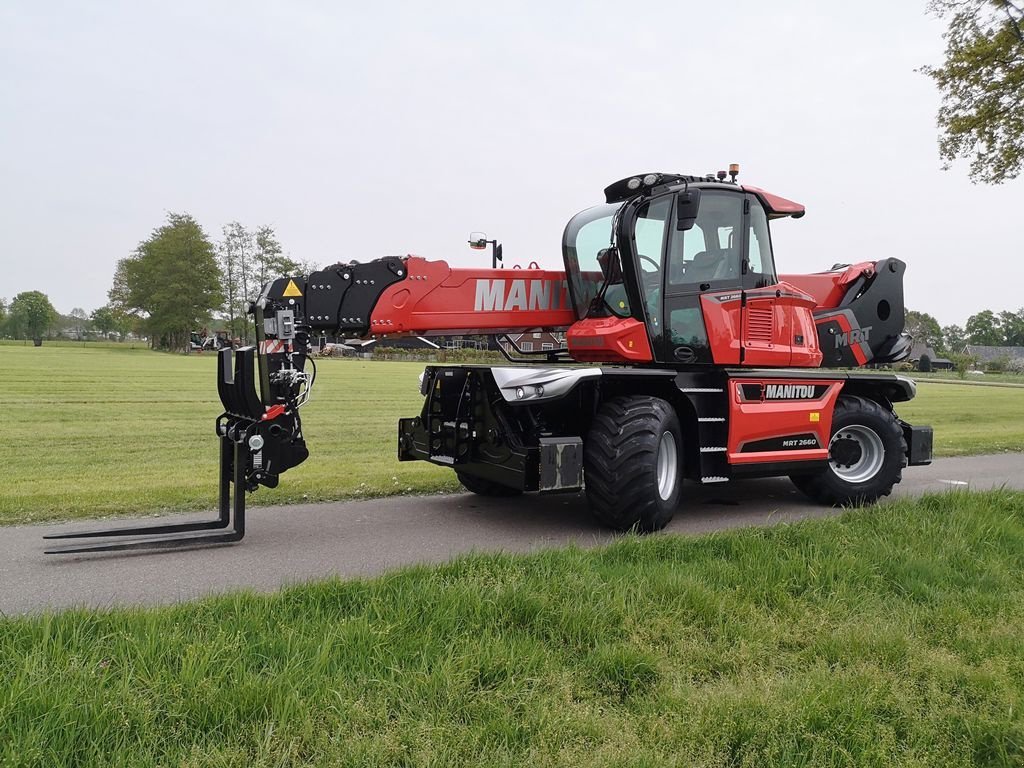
44, 346, 309, 554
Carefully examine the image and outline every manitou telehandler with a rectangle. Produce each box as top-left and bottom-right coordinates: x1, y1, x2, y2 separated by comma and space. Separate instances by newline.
47, 167, 932, 553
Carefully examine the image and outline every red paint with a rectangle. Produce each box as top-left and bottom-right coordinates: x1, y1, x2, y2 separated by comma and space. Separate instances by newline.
726, 378, 842, 464
781, 262, 877, 309
369, 256, 575, 336
741, 185, 805, 218
262, 404, 286, 421
700, 284, 823, 368
567, 317, 654, 363
700, 292, 743, 364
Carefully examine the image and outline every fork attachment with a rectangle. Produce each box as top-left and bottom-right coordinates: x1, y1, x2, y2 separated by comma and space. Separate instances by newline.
44, 346, 309, 554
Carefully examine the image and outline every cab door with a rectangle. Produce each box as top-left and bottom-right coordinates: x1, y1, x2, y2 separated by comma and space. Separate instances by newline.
658, 189, 746, 364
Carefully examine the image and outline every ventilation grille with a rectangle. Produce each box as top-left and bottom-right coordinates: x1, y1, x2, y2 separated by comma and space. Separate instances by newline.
745, 304, 774, 344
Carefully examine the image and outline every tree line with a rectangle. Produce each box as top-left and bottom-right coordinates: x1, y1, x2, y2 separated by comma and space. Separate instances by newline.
905, 308, 1024, 353
1, 213, 316, 349
107, 213, 311, 350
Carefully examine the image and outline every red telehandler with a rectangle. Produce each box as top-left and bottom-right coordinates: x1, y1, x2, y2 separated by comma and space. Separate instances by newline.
46, 168, 932, 553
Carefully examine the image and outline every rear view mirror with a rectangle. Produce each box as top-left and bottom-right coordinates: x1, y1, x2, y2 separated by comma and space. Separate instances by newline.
676, 189, 701, 231
596, 248, 623, 282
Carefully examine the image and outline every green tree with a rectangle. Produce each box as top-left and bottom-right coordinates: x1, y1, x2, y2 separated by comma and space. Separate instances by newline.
9, 290, 58, 342
68, 307, 90, 339
219, 223, 300, 344
111, 213, 223, 351
219, 222, 253, 344
948, 351, 978, 378
942, 323, 967, 352
0, 297, 7, 336
90, 304, 128, 339
922, 1, 1024, 183
253, 225, 300, 288
905, 310, 944, 349
999, 308, 1024, 344
965, 309, 1004, 345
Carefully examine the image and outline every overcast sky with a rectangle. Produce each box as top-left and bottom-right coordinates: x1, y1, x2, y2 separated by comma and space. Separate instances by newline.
1, 0, 1021, 327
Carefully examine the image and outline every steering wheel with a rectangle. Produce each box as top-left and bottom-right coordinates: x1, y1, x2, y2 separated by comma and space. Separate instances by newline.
638, 254, 660, 273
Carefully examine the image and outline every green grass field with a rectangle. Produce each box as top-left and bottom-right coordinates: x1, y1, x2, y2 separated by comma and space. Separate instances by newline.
912, 370, 1024, 386
897, 380, 1024, 456
1, 344, 1023, 524
3, 490, 1024, 766
0, 345, 458, 524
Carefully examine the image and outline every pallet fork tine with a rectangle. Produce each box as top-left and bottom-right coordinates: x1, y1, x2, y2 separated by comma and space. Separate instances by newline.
44, 348, 263, 555
44, 432, 248, 554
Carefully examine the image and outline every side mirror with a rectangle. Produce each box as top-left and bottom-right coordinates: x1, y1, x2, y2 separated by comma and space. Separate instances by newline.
676, 189, 701, 231
596, 247, 623, 282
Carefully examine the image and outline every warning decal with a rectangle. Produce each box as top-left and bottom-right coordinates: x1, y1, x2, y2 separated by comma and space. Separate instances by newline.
282, 279, 303, 297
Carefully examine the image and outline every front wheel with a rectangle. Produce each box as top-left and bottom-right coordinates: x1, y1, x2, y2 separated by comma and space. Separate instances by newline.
584, 395, 682, 532
790, 395, 907, 506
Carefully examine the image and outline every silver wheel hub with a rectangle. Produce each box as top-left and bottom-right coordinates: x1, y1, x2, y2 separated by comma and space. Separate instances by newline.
656, 431, 678, 501
829, 425, 885, 484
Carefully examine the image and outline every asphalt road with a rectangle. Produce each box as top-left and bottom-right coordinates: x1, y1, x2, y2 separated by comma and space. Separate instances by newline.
2, 453, 1022, 615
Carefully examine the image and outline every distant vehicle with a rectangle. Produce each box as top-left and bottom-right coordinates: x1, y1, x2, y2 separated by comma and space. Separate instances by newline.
189, 330, 233, 352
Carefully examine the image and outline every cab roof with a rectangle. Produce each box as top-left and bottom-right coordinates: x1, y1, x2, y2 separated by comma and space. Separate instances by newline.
603, 173, 805, 219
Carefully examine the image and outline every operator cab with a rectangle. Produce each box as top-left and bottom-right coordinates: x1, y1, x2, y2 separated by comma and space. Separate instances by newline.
562, 169, 819, 368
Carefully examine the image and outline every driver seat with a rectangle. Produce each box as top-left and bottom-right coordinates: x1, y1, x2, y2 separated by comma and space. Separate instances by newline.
683, 249, 726, 283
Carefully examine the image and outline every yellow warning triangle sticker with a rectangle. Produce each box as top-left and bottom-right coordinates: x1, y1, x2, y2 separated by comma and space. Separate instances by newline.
282, 279, 303, 297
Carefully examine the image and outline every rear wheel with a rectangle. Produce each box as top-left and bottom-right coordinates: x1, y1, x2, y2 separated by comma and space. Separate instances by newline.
456, 472, 522, 497
584, 395, 682, 532
790, 395, 907, 506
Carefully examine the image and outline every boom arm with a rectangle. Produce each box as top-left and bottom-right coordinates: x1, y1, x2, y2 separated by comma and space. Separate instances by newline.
262, 255, 575, 340
202, 255, 580, 498
781, 258, 913, 367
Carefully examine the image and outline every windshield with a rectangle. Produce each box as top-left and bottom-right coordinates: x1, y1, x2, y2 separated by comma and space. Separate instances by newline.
562, 202, 629, 318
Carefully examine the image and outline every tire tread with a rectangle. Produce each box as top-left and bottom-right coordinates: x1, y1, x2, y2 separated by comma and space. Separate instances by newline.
584, 396, 680, 531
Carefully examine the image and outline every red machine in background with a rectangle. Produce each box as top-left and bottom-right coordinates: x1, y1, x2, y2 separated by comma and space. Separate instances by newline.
46, 167, 931, 553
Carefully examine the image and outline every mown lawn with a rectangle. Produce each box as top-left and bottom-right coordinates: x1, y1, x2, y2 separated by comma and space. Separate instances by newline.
898, 380, 1024, 456
1, 344, 1023, 524
0, 344, 457, 524
2, 490, 1023, 767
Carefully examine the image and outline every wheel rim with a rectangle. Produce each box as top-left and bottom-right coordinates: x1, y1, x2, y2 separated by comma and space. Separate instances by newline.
656, 431, 678, 501
829, 425, 885, 483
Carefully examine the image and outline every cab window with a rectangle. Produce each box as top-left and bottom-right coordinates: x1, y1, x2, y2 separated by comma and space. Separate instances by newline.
746, 197, 777, 287
631, 195, 673, 327
669, 191, 744, 287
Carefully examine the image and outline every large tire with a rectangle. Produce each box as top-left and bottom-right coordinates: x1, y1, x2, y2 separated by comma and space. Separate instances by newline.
456, 472, 523, 497
790, 395, 907, 506
584, 395, 682, 532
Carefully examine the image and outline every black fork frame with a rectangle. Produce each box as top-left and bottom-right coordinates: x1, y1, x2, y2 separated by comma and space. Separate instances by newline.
44, 347, 265, 555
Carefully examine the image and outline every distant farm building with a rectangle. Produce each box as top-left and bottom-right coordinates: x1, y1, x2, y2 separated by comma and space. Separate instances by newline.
964, 345, 1024, 366
909, 342, 953, 372
501, 331, 567, 354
